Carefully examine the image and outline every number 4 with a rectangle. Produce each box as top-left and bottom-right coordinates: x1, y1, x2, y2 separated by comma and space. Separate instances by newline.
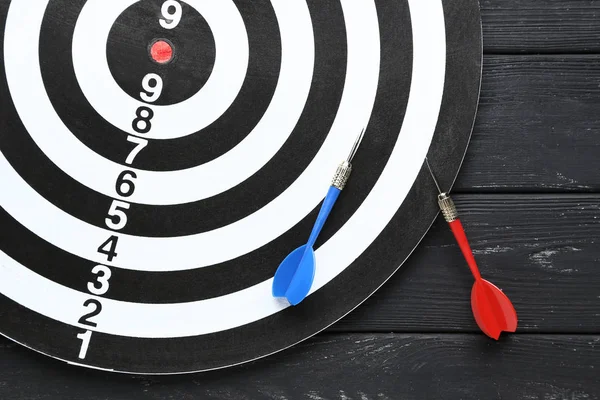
98, 236, 119, 262
126, 135, 148, 165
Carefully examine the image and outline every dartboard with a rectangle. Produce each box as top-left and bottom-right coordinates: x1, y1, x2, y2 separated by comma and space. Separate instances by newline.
0, 0, 482, 374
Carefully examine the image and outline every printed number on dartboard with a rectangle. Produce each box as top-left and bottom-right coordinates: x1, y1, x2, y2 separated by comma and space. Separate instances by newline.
76, 0, 178, 361
76, 267, 112, 359
126, 0, 179, 159
126, 74, 162, 163
77, 180, 127, 359
96, 170, 137, 263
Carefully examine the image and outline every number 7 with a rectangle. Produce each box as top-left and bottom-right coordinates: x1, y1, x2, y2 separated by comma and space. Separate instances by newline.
126, 135, 148, 165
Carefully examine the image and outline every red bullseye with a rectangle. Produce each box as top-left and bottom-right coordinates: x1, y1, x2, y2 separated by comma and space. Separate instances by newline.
150, 39, 173, 64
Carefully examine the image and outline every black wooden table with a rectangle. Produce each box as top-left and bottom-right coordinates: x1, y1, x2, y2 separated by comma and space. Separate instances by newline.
1, 1, 599, 399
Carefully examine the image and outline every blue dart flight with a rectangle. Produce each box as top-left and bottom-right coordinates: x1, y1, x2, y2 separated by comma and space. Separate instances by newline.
272, 128, 366, 305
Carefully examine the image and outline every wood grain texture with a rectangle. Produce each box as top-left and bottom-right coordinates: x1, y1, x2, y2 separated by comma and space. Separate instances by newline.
481, 0, 600, 53
455, 55, 600, 192
0, 334, 596, 400
329, 194, 600, 333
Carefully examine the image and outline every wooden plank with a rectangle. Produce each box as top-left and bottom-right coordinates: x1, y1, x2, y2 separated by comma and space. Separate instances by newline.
455, 55, 600, 192
330, 194, 600, 333
481, 0, 600, 53
0, 333, 596, 400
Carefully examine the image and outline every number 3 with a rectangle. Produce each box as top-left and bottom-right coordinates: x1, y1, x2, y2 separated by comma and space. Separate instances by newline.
87, 265, 112, 295
160, 0, 182, 29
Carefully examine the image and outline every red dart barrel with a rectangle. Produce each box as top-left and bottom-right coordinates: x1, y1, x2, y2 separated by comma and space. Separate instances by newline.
438, 194, 481, 280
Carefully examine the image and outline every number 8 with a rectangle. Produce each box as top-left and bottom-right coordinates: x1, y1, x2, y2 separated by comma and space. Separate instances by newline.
160, 1, 182, 29
132, 106, 154, 134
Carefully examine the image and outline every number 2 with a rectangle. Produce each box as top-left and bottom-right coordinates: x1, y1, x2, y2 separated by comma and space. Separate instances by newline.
78, 299, 102, 327
160, 0, 182, 29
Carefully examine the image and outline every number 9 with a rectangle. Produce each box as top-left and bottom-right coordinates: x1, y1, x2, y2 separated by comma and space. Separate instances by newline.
160, 0, 182, 29
140, 73, 163, 103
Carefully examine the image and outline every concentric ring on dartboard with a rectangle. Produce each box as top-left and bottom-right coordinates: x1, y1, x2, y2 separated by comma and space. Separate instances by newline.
7, 0, 314, 205
7, 0, 346, 240
106, 0, 216, 106
2, 0, 438, 326
0, 0, 483, 374
40, 0, 281, 172
74, 0, 248, 139
0, 0, 410, 304
2, 0, 374, 271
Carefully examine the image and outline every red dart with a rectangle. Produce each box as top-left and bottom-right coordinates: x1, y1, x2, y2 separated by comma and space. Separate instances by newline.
425, 158, 518, 339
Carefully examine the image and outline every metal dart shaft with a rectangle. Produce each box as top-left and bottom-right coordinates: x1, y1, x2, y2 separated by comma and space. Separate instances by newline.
332, 128, 366, 190
425, 157, 443, 195
346, 127, 366, 163
425, 157, 458, 223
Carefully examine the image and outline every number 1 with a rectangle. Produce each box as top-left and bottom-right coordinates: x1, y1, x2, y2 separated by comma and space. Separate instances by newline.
77, 330, 92, 359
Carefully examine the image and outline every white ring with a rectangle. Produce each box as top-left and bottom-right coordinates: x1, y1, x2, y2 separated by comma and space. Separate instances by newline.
5, 0, 313, 205
73, 0, 248, 140
0, 0, 446, 338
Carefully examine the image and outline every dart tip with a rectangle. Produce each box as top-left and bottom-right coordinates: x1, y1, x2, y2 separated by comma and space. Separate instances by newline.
425, 157, 444, 195
346, 127, 366, 163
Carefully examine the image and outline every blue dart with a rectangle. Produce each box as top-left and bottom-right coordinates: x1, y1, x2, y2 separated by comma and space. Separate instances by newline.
272, 128, 366, 305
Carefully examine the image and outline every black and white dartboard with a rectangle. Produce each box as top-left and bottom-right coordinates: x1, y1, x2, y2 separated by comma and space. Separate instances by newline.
0, 0, 482, 374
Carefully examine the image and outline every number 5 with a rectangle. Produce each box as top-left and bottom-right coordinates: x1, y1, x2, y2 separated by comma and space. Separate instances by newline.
160, 1, 182, 29
105, 200, 130, 231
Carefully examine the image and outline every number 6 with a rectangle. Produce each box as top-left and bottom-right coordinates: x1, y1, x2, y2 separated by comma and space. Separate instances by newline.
160, 1, 182, 29
116, 171, 137, 198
